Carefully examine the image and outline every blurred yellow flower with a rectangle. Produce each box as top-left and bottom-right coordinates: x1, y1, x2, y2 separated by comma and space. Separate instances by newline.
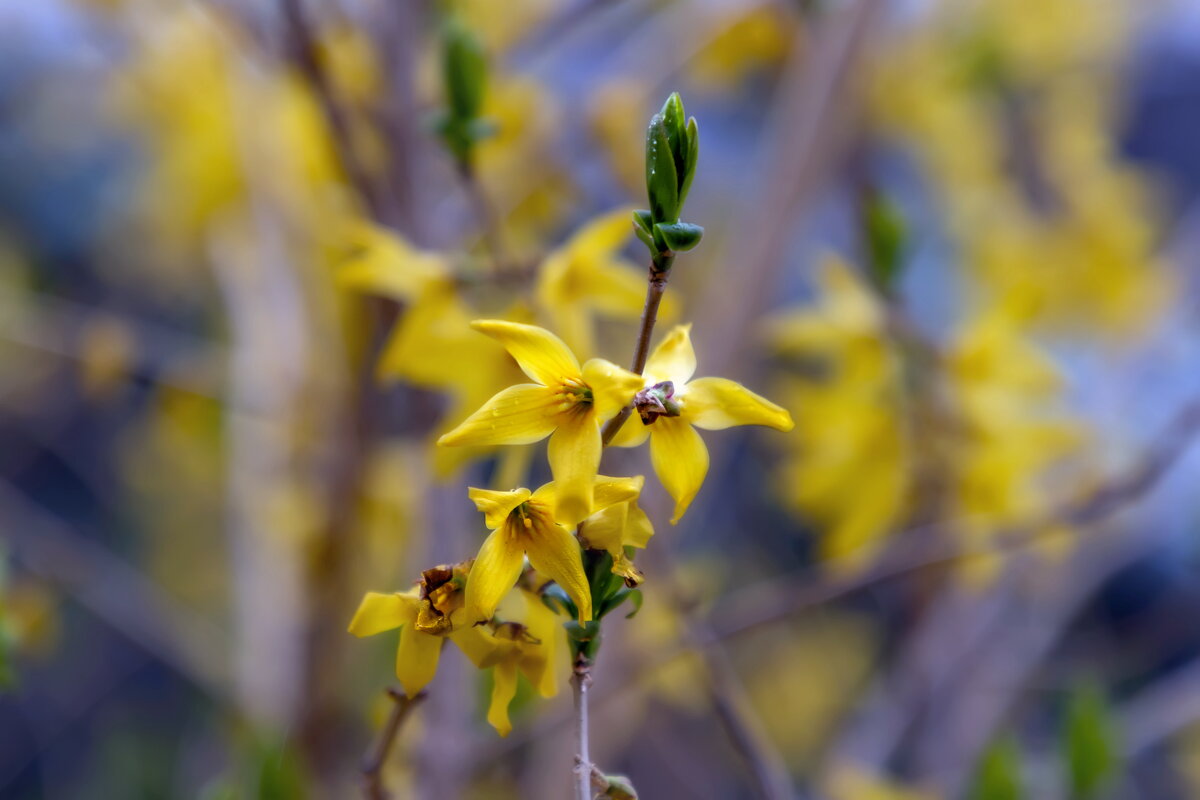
439, 321, 644, 524
478, 587, 564, 736
535, 209, 659, 357
612, 324, 794, 522
765, 259, 911, 571
466, 476, 643, 623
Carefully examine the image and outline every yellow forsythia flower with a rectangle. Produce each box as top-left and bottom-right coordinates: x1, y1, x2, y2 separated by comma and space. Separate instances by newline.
438, 321, 644, 525
465, 476, 644, 623
611, 324, 794, 522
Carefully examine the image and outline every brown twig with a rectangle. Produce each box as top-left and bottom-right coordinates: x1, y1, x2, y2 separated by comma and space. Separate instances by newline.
600, 261, 671, 445
279, 0, 387, 219
361, 688, 428, 800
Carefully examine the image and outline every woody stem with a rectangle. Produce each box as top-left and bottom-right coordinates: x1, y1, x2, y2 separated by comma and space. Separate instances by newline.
572, 651, 594, 800
600, 257, 673, 446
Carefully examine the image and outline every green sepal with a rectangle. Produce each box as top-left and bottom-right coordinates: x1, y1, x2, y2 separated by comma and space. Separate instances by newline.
653, 222, 703, 252
679, 116, 699, 208
645, 114, 679, 224
565, 619, 602, 661
442, 20, 487, 120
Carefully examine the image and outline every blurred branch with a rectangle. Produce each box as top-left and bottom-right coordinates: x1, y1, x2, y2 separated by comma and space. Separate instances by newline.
1122, 656, 1200, 760
694, 0, 882, 381
0, 479, 232, 699
709, 397, 1200, 642
457, 164, 512, 276
693, 622, 797, 800
280, 0, 389, 220
361, 688, 427, 800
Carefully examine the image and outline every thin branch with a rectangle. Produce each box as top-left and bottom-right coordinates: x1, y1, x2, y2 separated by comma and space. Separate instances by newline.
0, 480, 232, 698
572, 653, 594, 800
280, 0, 387, 219
361, 688, 428, 800
458, 164, 512, 276
600, 262, 670, 445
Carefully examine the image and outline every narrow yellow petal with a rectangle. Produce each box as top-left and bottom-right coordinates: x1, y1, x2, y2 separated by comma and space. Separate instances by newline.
468, 487, 532, 530
592, 475, 644, 512
547, 410, 602, 527
465, 526, 527, 622
395, 625, 443, 695
437, 384, 560, 447
649, 417, 710, 524
525, 518, 593, 622
577, 259, 647, 319
487, 660, 520, 736
471, 320, 581, 386
337, 222, 447, 301
644, 324, 696, 384
683, 377, 795, 431
606, 413, 651, 448
569, 207, 635, 255
582, 359, 646, 422
347, 591, 418, 637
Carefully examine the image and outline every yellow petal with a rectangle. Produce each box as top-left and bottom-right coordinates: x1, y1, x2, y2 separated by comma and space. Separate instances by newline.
347, 591, 417, 637
468, 487, 532, 530
683, 377, 795, 431
592, 475, 644, 511
471, 320, 581, 386
487, 660, 520, 736
644, 324, 696, 384
525, 517, 592, 621
337, 222, 447, 301
395, 625, 443, 695
581, 499, 654, 554
547, 410, 602, 527
582, 359, 646, 422
607, 413, 651, 448
465, 527, 527, 622
649, 417, 709, 523
569, 207, 635, 255
449, 625, 506, 669
622, 501, 655, 549
437, 384, 560, 447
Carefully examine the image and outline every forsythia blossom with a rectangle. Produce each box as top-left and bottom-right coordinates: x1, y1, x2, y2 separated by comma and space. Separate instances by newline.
466, 476, 645, 623
438, 321, 644, 525
613, 324, 794, 522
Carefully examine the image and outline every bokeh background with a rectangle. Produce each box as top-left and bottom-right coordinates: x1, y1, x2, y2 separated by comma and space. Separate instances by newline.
4, 0, 1200, 797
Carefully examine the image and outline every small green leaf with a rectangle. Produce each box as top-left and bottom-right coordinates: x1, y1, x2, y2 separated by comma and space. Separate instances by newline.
864, 190, 906, 295
653, 222, 703, 252
969, 735, 1023, 800
660, 92, 687, 177
679, 116, 699, 208
623, 589, 643, 619
540, 583, 576, 618
632, 209, 653, 235
442, 20, 487, 120
645, 115, 679, 224
601, 774, 639, 799
1063, 680, 1119, 799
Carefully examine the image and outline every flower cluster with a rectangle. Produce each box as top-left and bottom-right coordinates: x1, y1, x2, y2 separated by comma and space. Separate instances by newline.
348, 90, 793, 739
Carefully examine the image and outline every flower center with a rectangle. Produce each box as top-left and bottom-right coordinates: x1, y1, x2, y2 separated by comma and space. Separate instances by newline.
634, 380, 682, 425
556, 377, 594, 412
